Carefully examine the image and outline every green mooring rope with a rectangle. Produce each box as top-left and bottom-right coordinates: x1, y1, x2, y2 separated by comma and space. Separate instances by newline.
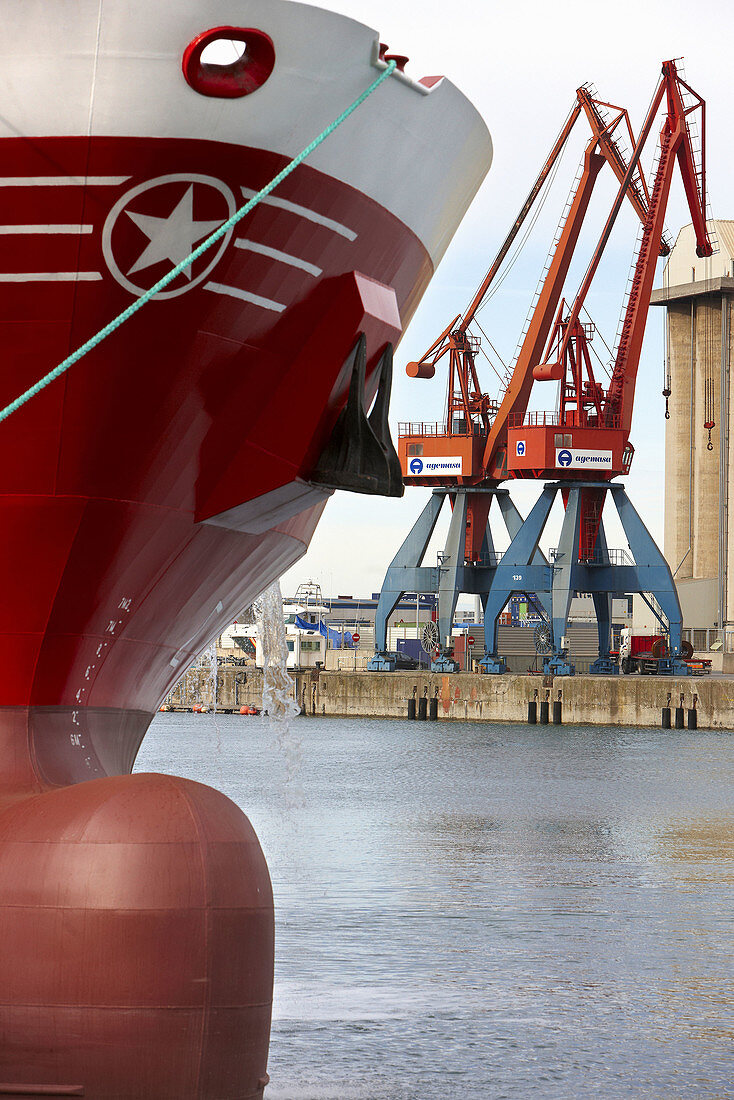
0, 60, 397, 425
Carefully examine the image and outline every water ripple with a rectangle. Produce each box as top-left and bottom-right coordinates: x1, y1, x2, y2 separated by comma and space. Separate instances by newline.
138, 715, 734, 1098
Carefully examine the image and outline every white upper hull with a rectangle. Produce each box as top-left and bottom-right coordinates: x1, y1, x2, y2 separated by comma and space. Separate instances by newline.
0, 0, 491, 267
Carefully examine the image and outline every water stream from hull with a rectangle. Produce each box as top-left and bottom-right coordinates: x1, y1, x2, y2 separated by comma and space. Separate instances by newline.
256, 580, 305, 810
205, 640, 218, 714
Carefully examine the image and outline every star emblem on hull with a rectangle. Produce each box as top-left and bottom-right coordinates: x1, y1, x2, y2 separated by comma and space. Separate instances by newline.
102, 174, 236, 300
126, 186, 224, 281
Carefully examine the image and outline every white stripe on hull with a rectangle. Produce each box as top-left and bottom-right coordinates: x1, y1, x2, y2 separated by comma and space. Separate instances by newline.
233, 238, 322, 276
240, 187, 357, 242
0, 224, 93, 234
204, 281, 285, 312
0, 271, 102, 281
0, 177, 131, 187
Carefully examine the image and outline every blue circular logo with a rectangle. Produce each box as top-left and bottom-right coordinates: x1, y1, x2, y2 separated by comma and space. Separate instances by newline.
558, 449, 573, 467
409, 458, 424, 474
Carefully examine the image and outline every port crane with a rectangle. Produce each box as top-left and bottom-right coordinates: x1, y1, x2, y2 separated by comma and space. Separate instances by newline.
371, 60, 713, 674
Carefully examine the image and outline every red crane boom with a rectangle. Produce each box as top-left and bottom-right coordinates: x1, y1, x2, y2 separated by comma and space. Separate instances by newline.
605, 62, 712, 430
400, 60, 712, 507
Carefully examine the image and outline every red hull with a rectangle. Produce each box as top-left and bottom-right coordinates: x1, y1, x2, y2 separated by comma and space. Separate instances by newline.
0, 4, 491, 1080
0, 137, 428, 1095
0, 772, 274, 1098
0, 136, 428, 788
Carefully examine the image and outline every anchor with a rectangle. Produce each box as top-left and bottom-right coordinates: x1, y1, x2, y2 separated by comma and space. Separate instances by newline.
310, 334, 403, 498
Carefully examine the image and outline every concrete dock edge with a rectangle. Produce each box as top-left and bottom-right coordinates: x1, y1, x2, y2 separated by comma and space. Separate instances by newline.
175, 669, 734, 730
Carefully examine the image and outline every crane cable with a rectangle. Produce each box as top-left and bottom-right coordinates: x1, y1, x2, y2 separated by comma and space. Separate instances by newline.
575, 71, 664, 383
473, 101, 578, 317
703, 248, 716, 450
580, 304, 613, 383
465, 126, 576, 420
474, 319, 508, 387
662, 259, 671, 418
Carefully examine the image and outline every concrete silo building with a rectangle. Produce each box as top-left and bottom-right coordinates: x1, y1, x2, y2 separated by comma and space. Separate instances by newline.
651, 220, 734, 633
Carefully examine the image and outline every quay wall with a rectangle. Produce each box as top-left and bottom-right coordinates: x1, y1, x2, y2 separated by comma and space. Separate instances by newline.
171, 668, 734, 730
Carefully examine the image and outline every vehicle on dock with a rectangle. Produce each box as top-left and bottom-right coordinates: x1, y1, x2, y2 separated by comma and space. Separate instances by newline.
617, 629, 710, 675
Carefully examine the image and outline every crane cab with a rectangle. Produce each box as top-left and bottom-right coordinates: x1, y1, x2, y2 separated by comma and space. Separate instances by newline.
398, 421, 487, 485
506, 415, 633, 479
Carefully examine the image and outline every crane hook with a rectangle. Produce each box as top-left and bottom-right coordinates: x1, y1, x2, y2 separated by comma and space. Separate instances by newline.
662, 387, 671, 420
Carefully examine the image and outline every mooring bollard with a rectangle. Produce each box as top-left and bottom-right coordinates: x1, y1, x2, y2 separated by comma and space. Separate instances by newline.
687, 692, 698, 730
675, 693, 685, 729
418, 688, 428, 720
662, 693, 672, 729
527, 699, 537, 724
552, 691, 562, 725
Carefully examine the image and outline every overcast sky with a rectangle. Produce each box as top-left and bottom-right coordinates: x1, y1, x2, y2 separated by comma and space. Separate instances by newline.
283, 0, 733, 600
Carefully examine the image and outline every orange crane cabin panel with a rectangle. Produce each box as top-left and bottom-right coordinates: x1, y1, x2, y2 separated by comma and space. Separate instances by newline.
506, 423, 628, 478
399, 429, 485, 486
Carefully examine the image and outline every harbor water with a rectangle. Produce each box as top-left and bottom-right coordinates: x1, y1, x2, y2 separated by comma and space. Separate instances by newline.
135, 715, 734, 1098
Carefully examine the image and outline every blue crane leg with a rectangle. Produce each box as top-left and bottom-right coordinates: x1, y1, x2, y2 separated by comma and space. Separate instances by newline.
373, 492, 444, 652
612, 486, 684, 655
479, 509, 496, 564
483, 487, 555, 656
592, 519, 612, 657
497, 491, 550, 567
496, 490, 524, 539
496, 490, 552, 619
437, 492, 469, 651
551, 488, 583, 664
